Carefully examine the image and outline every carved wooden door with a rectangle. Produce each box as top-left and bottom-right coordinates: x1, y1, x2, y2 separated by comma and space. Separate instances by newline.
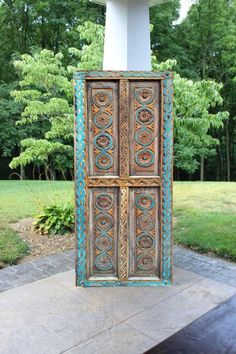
74, 71, 173, 287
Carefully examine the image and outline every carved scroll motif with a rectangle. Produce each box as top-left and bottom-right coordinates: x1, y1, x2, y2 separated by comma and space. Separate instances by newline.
74, 77, 87, 285
93, 191, 115, 274
92, 89, 114, 172
119, 80, 129, 177
119, 187, 128, 280
75, 72, 173, 287
134, 190, 157, 275
162, 77, 174, 282
88, 177, 161, 188
133, 86, 157, 174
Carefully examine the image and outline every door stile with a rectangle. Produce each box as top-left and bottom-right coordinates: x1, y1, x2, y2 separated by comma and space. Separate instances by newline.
119, 187, 129, 280
118, 79, 129, 280
119, 79, 129, 177
161, 76, 174, 282
159, 78, 164, 279
74, 75, 87, 286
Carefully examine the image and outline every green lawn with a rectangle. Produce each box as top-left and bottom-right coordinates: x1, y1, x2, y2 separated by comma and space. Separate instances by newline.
174, 182, 236, 261
0, 180, 74, 265
0, 180, 236, 265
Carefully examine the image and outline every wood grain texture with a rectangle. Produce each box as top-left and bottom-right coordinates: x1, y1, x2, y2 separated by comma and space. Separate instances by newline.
88, 177, 161, 187
87, 81, 119, 177
88, 188, 118, 278
119, 187, 129, 280
119, 80, 129, 177
74, 71, 173, 287
130, 81, 160, 176
129, 188, 160, 278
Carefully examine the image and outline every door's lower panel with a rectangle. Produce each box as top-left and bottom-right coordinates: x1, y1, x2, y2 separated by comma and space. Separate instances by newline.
88, 188, 119, 279
129, 188, 160, 279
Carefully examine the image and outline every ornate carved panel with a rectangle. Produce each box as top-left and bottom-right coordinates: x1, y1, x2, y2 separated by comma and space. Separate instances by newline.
87, 81, 119, 176
129, 188, 159, 278
74, 71, 173, 287
88, 188, 118, 278
130, 81, 160, 176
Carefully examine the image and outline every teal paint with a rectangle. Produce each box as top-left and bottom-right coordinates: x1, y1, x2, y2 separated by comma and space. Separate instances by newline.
74, 71, 173, 287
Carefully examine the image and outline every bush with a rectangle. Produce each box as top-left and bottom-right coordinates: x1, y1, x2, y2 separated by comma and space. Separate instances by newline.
33, 204, 74, 235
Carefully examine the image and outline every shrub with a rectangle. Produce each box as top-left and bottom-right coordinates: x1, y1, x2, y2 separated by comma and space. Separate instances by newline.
33, 204, 74, 235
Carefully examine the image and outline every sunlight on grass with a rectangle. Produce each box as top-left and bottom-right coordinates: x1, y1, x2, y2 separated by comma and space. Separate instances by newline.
174, 182, 236, 261
0, 228, 29, 265
0, 180, 73, 265
0, 180, 235, 264
174, 182, 236, 213
0, 180, 74, 225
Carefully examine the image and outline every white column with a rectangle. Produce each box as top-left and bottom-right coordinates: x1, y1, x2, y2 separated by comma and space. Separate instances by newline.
103, 0, 151, 71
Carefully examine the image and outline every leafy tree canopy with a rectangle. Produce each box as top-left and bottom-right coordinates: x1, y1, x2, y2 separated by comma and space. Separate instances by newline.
10, 21, 228, 175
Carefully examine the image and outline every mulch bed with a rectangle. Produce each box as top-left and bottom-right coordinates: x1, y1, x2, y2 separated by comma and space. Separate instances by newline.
10, 218, 75, 264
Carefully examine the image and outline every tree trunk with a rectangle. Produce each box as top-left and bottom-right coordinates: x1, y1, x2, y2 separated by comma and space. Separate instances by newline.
200, 156, 204, 181
226, 120, 231, 181
219, 143, 224, 181
20, 146, 25, 180
45, 167, 49, 180
20, 164, 25, 180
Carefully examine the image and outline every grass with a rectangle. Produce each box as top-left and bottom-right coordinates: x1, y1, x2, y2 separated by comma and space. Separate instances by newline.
0, 228, 29, 265
0, 180, 74, 224
0, 180, 74, 265
174, 182, 236, 261
0, 180, 235, 265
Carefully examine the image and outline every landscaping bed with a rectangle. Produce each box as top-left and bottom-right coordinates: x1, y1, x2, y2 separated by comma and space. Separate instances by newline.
11, 218, 74, 264
0, 180, 236, 268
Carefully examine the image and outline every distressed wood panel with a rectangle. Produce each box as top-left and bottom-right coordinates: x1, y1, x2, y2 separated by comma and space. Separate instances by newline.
87, 81, 119, 176
129, 188, 160, 278
88, 188, 119, 278
129, 81, 161, 176
74, 71, 173, 287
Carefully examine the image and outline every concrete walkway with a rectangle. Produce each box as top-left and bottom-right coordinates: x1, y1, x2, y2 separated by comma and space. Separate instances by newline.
1, 246, 236, 293
0, 248, 236, 354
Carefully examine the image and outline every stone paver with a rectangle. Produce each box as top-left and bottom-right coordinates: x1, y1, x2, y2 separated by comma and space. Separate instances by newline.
0, 250, 74, 292
174, 246, 236, 288
0, 267, 235, 354
1, 246, 236, 293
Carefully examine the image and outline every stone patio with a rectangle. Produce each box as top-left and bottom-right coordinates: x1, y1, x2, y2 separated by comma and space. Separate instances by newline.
0, 247, 236, 354
1, 246, 236, 293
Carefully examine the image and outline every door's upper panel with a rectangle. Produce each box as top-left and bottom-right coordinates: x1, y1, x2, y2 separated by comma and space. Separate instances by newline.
87, 81, 119, 177
129, 81, 161, 177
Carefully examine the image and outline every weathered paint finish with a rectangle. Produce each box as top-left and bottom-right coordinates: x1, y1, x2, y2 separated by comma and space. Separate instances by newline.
74, 71, 173, 287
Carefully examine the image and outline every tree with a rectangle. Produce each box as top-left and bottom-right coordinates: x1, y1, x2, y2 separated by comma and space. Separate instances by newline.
150, 0, 181, 63
153, 60, 228, 176
0, 0, 105, 82
9, 21, 104, 179
175, 0, 236, 180
10, 21, 228, 179
10, 49, 74, 179
0, 82, 22, 158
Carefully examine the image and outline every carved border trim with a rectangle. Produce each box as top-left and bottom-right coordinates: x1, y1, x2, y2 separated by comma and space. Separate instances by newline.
87, 177, 161, 188
119, 80, 129, 177
74, 71, 173, 80
119, 187, 129, 280
74, 76, 87, 286
161, 76, 174, 283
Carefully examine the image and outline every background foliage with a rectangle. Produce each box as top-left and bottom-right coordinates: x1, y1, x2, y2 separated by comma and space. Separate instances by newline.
0, 0, 235, 181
